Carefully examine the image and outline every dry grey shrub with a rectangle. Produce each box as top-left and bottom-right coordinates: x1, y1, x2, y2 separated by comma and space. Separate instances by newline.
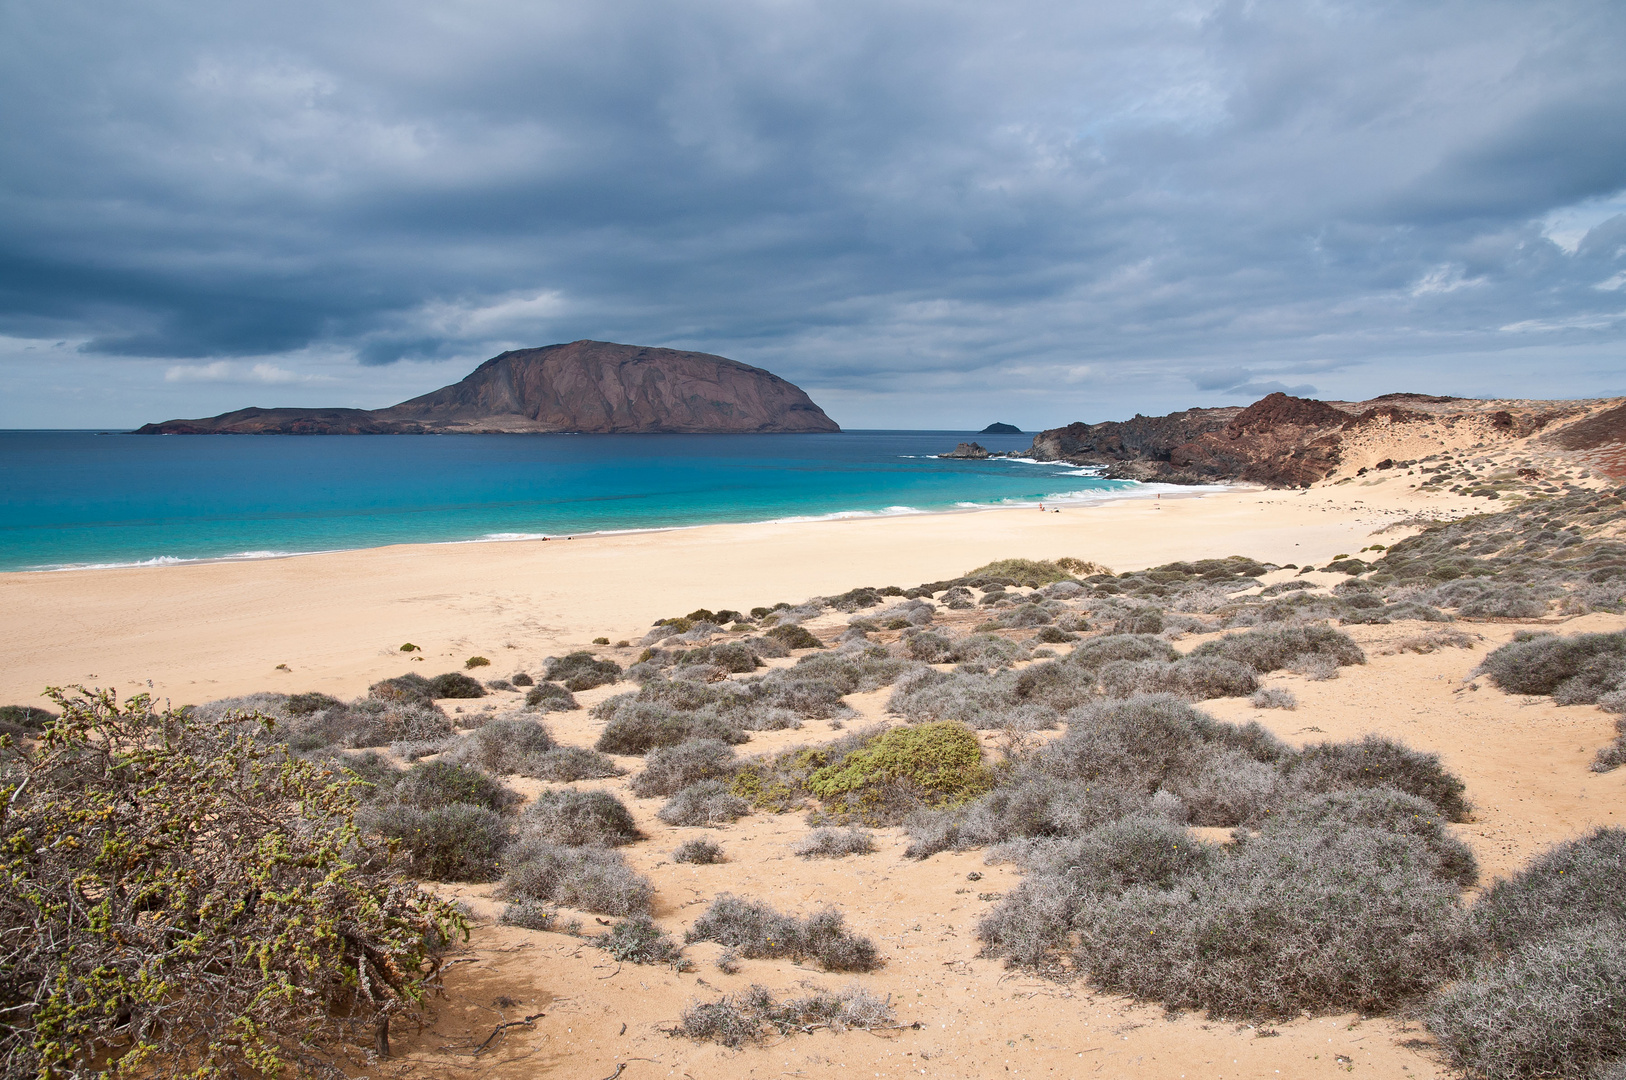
1250, 686, 1297, 709
595, 914, 688, 968
439, 717, 554, 774
657, 779, 752, 826
1292, 654, 1341, 681
1189, 623, 1366, 674
524, 745, 627, 781
1380, 628, 1480, 654
685, 894, 880, 972
794, 827, 877, 858
673, 837, 725, 863
521, 787, 641, 846
501, 839, 653, 916
629, 737, 738, 797
675, 983, 895, 1047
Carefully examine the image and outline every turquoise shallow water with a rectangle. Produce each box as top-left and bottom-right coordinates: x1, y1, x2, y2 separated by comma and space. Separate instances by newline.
0, 430, 1160, 572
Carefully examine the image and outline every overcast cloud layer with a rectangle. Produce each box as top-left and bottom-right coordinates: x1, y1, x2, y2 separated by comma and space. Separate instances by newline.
2, 0, 1624, 429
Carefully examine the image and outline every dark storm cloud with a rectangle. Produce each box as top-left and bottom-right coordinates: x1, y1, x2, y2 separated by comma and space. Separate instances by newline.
1, 0, 1624, 427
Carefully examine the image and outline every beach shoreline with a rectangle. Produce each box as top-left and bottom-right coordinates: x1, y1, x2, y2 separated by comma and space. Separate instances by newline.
0, 474, 1471, 707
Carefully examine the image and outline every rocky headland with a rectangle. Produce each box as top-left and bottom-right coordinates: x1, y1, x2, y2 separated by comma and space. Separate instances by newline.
136, 340, 840, 435
1023, 391, 1626, 488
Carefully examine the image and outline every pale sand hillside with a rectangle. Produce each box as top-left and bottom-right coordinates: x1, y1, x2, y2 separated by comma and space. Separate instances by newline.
3, 415, 1623, 1080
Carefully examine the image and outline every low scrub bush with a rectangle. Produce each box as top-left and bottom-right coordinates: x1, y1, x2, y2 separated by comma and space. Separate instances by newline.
1067, 633, 1178, 671
0, 704, 55, 737
978, 816, 1216, 968
1595, 720, 1626, 773
595, 915, 687, 968
686, 895, 881, 971
903, 775, 1150, 859
673, 837, 725, 863
1478, 630, 1626, 703
676, 983, 895, 1047
630, 738, 738, 797
526, 745, 627, 781
501, 839, 652, 916
962, 558, 1080, 588
1424, 578, 1552, 618
1190, 624, 1366, 673
427, 672, 487, 698
948, 633, 1029, 671
392, 759, 522, 812
1264, 788, 1478, 885
499, 900, 572, 932
888, 668, 1053, 730
369, 672, 434, 703
0, 689, 466, 1077
441, 717, 555, 774
362, 801, 512, 881
901, 629, 954, 662
1465, 827, 1626, 953
674, 640, 761, 673
286, 698, 453, 751
525, 682, 579, 711
766, 624, 824, 650
285, 691, 342, 715
546, 651, 622, 691
1070, 826, 1466, 1018
465, 655, 490, 669
794, 827, 877, 858
657, 779, 752, 826
1034, 625, 1078, 644
1425, 919, 1626, 1080
522, 788, 642, 846
1289, 735, 1470, 822
804, 721, 994, 821
1095, 656, 1259, 701
594, 699, 748, 754
1250, 686, 1297, 709
1014, 660, 1098, 712
511, 672, 535, 686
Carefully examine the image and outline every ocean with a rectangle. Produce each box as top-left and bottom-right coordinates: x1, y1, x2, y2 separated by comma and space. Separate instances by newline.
0, 429, 1174, 572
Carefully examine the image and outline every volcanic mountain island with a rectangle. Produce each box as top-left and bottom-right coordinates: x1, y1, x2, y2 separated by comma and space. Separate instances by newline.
136, 340, 841, 435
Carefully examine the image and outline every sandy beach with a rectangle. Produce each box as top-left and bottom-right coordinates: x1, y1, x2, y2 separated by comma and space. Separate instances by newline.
0, 475, 1475, 709
5, 457, 1624, 1080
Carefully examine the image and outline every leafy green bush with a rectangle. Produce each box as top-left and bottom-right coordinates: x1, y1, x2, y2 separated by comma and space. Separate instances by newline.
658, 779, 752, 826
0, 689, 466, 1078
630, 738, 738, 797
501, 840, 653, 916
362, 801, 512, 882
392, 759, 522, 812
1478, 631, 1626, 703
805, 721, 993, 813
465, 655, 491, 669
686, 895, 880, 972
522, 788, 641, 846
546, 651, 622, 691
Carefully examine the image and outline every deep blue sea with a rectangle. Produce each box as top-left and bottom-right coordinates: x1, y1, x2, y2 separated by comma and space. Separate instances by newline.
0, 430, 1169, 572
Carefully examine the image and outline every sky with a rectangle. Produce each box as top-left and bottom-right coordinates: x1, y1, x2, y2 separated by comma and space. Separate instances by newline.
2, 0, 1624, 430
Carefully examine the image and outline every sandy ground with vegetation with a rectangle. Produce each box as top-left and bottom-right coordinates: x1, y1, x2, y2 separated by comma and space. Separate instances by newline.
3, 421, 1622, 1079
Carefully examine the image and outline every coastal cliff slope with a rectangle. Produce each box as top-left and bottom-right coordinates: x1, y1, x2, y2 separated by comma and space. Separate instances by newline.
1028, 391, 1626, 487
135, 341, 840, 434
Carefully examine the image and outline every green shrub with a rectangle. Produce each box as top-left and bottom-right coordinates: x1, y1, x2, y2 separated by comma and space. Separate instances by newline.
805, 721, 993, 808
686, 895, 880, 971
1289, 735, 1471, 822
1190, 624, 1366, 673
427, 671, 487, 698
630, 738, 738, 797
399, 642, 420, 651
525, 681, 579, 711
794, 827, 877, 858
465, 655, 491, 669
501, 840, 652, 916
961, 558, 1078, 587
658, 779, 752, 826
1478, 631, 1626, 703
522, 788, 641, 846
595, 914, 687, 968
0, 689, 466, 1077
393, 759, 522, 812
546, 651, 622, 691
766, 624, 823, 650
673, 837, 725, 864
362, 801, 512, 882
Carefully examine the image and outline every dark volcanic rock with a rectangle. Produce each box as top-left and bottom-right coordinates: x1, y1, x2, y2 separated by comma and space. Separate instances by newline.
136, 341, 840, 435
980, 422, 1021, 434
940, 442, 991, 459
